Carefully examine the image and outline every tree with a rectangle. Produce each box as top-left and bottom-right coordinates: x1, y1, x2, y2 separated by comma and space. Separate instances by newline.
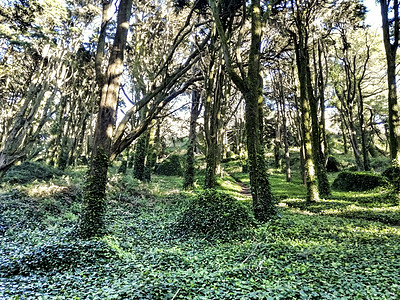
183, 89, 202, 189
78, 0, 208, 238
209, 0, 276, 220
380, 0, 400, 187
0, 0, 97, 178
78, 0, 133, 238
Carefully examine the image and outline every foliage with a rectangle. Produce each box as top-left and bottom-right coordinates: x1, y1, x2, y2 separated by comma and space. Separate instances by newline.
1, 169, 400, 299
0, 183, 82, 235
382, 166, 400, 183
2, 161, 64, 184
174, 189, 257, 240
326, 156, 340, 172
155, 154, 185, 176
1, 239, 117, 276
332, 171, 389, 192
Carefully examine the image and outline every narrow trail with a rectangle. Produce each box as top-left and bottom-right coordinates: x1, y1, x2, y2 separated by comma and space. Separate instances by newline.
228, 173, 252, 198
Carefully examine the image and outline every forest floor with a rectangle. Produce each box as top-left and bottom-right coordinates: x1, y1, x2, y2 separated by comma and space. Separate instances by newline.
0, 161, 400, 299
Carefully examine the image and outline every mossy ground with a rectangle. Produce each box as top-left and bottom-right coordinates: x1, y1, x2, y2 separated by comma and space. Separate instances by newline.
1, 158, 400, 299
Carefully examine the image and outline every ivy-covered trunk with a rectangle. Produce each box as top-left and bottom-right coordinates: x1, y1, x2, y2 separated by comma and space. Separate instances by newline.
78, 0, 133, 239
144, 122, 157, 182
133, 132, 149, 181
209, 0, 276, 220
307, 63, 330, 197
244, 88, 275, 221
245, 0, 275, 220
204, 46, 222, 189
380, 0, 400, 194
184, 90, 202, 189
293, 28, 319, 203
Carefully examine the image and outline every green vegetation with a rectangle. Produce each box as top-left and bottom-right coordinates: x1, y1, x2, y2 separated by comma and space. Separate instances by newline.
155, 154, 185, 176
174, 189, 256, 240
2, 161, 64, 184
1, 158, 400, 298
332, 171, 389, 192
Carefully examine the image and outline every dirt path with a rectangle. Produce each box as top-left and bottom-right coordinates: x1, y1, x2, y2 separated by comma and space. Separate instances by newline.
229, 174, 252, 198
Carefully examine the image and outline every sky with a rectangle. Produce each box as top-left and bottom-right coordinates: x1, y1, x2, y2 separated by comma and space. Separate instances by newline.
364, 0, 382, 29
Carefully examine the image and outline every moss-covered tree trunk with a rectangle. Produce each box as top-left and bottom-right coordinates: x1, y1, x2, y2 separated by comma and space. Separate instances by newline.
307, 62, 330, 197
380, 0, 400, 193
133, 132, 149, 181
204, 43, 222, 189
210, 0, 276, 220
280, 87, 291, 182
184, 89, 202, 189
78, 0, 132, 239
243, 0, 275, 220
144, 121, 157, 182
293, 28, 319, 203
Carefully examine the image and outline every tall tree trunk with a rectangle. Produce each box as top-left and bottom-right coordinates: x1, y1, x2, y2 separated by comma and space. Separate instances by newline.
274, 100, 282, 169
380, 0, 400, 192
204, 47, 223, 188
348, 112, 363, 170
293, 88, 307, 184
358, 78, 370, 172
341, 114, 348, 154
293, 27, 319, 203
78, 0, 132, 239
210, 0, 275, 220
307, 62, 330, 197
317, 40, 329, 161
184, 89, 202, 189
279, 85, 291, 182
244, 0, 275, 220
144, 121, 157, 182
133, 131, 149, 181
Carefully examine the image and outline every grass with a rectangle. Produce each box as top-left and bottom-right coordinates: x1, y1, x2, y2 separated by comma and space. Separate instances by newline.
1, 161, 400, 299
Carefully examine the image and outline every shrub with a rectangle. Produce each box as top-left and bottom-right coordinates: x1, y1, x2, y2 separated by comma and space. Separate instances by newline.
221, 151, 237, 163
155, 154, 184, 176
174, 189, 256, 240
1, 240, 117, 276
382, 166, 400, 183
2, 161, 63, 184
332, 171, 389, 192
326, 156, 340, 172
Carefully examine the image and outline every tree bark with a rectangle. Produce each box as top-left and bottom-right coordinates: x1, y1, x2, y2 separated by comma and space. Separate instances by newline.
184, 89, 202, 189
78, 0, 133, 238
307, 62, 330, 197
293, 26, 319, 203
380, 0, 400, 176
209, 0, 276, 220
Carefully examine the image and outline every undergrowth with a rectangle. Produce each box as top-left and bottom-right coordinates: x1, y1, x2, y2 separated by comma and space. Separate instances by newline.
1, 161, 400, 299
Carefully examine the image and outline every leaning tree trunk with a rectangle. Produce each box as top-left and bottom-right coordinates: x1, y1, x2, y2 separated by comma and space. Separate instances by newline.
78, 0, 133, 239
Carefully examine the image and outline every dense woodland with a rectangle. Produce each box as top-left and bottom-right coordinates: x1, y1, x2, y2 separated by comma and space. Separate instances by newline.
1, 0, 400, 298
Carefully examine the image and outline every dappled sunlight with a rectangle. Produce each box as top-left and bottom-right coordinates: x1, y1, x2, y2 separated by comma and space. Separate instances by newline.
25, 183, 72, 198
